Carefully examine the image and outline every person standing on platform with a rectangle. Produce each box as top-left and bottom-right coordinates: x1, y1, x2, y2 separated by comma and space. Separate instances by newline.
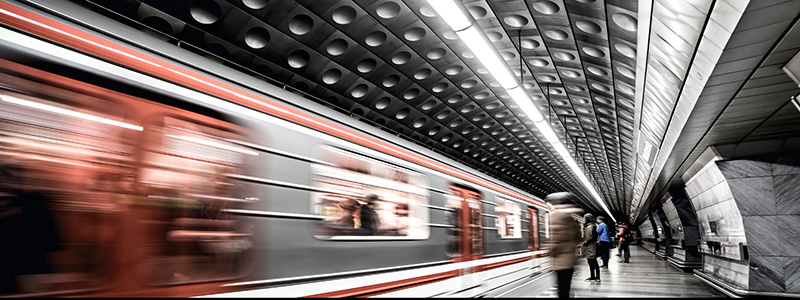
596, 216, 611, 268
544, 192, 582, 298
615, 221, 631, 263
581, 213, 600, 282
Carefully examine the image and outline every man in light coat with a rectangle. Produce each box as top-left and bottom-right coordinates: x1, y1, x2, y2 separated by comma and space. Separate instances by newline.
545, 192, 583, 298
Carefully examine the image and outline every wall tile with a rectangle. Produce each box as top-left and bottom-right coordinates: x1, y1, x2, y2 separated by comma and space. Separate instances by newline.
774, 174, 800, 215
772, 156, 800, 176
743, 216, 790, 256
709, 166, 726, 186
704, 255, 749, 288
685, 181, 703, 199
728, 177, 776, 216
779, 215, 800, 250
785, 257, 800, 293
749, 256, 786, 292
717, 159, 771, 179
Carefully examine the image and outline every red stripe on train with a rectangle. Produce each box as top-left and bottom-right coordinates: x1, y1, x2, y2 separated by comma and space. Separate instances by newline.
304, 255, 534, 298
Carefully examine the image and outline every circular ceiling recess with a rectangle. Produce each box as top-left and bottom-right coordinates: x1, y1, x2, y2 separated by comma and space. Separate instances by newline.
582, 46, 605, 58
554, 51, 575, 61
404, 27, 426, 41
365, 31, 387, 47
613, 12, 638, 31
468, 5, 487, 19
243, 0, 269, 10
189, 0, 220, 24
357, 58, 376, 73
576, 20, 601, 34
521, 39, 540, 49
332, 6, 356, 24
544, 29, 568, 40
392, 51, 411, 64
376, 2, 401, 19
445, 65, 463, 75
375, 97, 391, 110
351, 84, 368, 98
382, 74, 399, 87
505, 15, 529, 27
287, 50, 309, 68
414, 68, 432, 80
615, 42, 636, 58
289, 15, 313, 35
244, 27, 270, 49
529, 58, 549, 67
532, 1, 560, 15
326, 38, 348, 56
322, 68, 342, 84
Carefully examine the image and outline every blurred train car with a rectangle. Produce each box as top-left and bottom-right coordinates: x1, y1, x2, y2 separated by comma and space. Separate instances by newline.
0, 0, 555, 297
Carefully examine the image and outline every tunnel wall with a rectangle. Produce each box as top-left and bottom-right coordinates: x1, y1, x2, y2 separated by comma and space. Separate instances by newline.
682, 146, 800, 293
638, 214, 657, 252
714, 153, 800, 293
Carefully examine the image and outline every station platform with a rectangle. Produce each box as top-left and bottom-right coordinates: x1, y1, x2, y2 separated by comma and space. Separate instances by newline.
500, 245, 725, 298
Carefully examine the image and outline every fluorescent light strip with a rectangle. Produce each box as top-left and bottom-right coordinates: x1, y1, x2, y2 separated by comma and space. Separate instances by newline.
506, 86, 544, 122
166, 134, 260, 156
426, 0, 471, 31
1, 94, 143, 131
455, 26, 519, 89
427, 0, 615, 221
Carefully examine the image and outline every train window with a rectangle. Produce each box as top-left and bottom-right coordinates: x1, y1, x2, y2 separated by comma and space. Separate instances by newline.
495, 198, 521, 239
0, 87, 139, 295
310, 145, 430, 240
133, 116, 256, 285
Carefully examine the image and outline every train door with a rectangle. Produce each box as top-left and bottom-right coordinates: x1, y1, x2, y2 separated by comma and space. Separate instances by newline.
444, 184, 483, 293
528, 207, 539, 251
131, 114, 258, 286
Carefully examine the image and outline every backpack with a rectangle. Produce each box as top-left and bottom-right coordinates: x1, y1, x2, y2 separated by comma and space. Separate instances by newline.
622, 228, 633, 240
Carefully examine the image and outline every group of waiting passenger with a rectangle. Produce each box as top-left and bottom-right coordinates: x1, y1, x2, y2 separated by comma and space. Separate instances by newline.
545, 191, 634, 298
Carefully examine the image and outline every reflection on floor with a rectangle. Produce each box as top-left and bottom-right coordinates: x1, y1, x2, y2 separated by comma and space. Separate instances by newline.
500, 245, 725, 298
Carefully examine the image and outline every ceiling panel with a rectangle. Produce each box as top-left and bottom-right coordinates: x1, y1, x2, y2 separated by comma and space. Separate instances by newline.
40, 0, 800, 223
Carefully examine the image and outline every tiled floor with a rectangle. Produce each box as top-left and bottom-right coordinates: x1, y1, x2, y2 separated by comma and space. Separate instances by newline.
500, 245, 726, 298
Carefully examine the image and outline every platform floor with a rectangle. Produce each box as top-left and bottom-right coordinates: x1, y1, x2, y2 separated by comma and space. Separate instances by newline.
500, 245, 725, 298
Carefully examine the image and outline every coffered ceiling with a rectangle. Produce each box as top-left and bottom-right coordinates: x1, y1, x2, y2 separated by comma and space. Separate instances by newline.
26, 0, 800, 224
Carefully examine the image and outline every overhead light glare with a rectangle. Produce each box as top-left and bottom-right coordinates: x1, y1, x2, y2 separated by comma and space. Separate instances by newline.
507, 86, 544, 123
425, 0, 471, 32
534, 120, 561, 145
456, 26, 519, 89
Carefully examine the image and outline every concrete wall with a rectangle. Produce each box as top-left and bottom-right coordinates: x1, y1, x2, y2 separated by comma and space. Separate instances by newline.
716, 154, 800, 293
680, 146, 800, 293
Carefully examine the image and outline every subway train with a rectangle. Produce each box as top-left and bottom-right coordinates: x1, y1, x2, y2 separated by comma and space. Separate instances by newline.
0, 0, 558, 297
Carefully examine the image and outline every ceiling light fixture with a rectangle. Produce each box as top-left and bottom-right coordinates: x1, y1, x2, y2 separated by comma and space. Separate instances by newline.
426, 0, 615, 221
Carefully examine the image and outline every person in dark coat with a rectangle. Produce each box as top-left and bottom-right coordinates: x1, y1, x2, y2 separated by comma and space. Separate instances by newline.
581, 213, 600, 282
